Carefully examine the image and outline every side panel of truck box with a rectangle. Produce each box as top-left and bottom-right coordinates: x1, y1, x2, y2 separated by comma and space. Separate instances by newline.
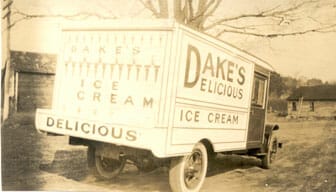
166, 25, 255, 155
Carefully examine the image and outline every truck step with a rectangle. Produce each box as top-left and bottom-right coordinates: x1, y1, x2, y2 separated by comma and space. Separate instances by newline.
254, 153, 267, 156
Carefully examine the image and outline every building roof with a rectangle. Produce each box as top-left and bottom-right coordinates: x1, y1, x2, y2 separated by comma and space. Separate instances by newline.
287, 85, 336, 101
11, 50, 57, 74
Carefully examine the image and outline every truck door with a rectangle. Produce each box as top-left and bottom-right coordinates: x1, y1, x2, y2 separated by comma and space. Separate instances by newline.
247, 72, 268, 148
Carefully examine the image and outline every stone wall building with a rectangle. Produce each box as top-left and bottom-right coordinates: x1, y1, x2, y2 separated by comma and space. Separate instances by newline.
287, 85, 336, 119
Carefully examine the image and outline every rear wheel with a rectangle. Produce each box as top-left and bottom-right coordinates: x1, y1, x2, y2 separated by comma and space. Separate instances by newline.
260, 133, 278, 169
87, 145, 126, 179
169, 143, 208, 192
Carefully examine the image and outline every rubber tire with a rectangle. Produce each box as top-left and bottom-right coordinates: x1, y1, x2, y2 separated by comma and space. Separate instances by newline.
261, 133, 278, 169
169, 143, 208, 192
87, 145, 126, 179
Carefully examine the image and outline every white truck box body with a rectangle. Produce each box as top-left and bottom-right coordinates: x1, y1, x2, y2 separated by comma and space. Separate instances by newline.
35, 20, 273, 158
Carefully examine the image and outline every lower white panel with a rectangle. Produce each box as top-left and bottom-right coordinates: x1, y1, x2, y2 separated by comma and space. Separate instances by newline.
166, 127, 247, 156
172, 127, 246, 145
35, 109, 168, 158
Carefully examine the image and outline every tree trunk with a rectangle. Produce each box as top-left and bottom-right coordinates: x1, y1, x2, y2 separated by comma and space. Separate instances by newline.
158, 0, 168, 18
1, 1, 14, 122
174, 0, 185, 22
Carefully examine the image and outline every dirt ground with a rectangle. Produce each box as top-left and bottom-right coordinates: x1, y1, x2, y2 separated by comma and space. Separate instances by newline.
1, 113, 335, 191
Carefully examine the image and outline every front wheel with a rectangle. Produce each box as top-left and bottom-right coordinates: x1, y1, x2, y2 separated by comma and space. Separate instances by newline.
260, 133, 278, 169
169, 142, 208, 192
87, 145, 126, 179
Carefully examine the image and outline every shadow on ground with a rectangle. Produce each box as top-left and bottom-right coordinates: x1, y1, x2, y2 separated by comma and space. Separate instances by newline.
207, 154, 261, 177
1, 113, 45, 190
80, 154, 263, 192
1, 113, 89, 190
40, 148, 88, 181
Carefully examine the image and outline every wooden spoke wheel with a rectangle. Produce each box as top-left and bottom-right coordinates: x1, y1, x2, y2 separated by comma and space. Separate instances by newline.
169, 143, 208, 192
87, 145, 126, 179
261, 133, 278, 169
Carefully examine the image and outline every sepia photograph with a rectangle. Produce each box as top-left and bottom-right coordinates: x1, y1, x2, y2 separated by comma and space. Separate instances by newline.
1, 0, 336, 191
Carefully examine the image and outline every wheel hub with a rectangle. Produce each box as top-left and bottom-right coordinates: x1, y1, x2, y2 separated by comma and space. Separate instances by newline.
184, 150, 203, 189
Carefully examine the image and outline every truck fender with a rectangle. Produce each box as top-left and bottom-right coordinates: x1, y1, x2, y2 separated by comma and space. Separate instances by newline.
264, 124, 279, 136
262, 124, 282, 152
200, 139, 215, 160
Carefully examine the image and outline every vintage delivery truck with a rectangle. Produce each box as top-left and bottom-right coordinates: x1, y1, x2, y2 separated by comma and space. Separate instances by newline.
35, 20, 280, 192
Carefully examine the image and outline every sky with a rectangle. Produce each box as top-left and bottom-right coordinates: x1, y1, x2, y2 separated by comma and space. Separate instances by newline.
8, 0, 336, 82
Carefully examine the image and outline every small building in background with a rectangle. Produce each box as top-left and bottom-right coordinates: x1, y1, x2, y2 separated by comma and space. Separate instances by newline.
287, 85, 336, 119
11, 51, 56, 112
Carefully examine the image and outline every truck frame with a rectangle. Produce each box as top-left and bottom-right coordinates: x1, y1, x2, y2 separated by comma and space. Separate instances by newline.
35, 20, 280, 192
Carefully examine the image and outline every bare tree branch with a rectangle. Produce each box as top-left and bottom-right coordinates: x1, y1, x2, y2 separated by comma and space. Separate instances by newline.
204, 0, 318, 31
265, 0, 318, 16
185, 0, 221, 30
174, 0, 184, 22
12, 0, 336, 40
139, 0, 161, 17
203, 0, 221, 18
219, 23, 276, 31
187, 0, 194, 19
216, 23, 336, 38
307, 16, 326, 25
9, 8, 118, 28
195, 0, 207, 17
13, 9, 118, 20
196, 0, 221, 29
194, 0, 215, 18
191, 0, 220, 22
158, 0, 168, 18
